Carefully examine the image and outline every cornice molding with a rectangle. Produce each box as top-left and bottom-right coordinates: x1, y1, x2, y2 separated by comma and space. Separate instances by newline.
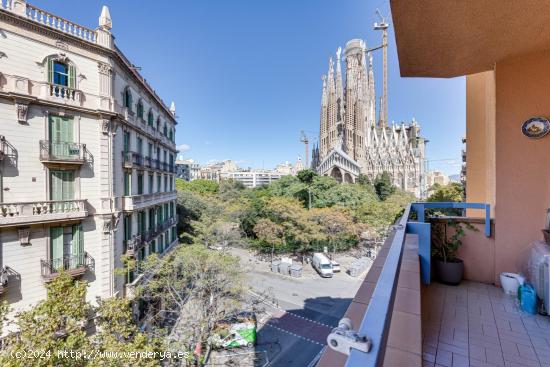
0, 9, 177, 124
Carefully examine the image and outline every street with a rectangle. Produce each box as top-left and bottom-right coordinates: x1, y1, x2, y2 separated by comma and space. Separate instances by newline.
206, 248, 369, 367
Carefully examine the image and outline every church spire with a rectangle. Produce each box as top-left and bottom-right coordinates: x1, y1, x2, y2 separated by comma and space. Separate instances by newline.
321, 74, 328, 106
335, 47, 344, 103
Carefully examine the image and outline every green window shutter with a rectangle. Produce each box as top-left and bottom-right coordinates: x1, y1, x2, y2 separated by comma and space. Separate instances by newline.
62, 171, 75, 200
72, 224, 83, 261
68, 65, 76, 88
47, 59, 54, 83
51, 171, 62, 201
50, 227, 63, 264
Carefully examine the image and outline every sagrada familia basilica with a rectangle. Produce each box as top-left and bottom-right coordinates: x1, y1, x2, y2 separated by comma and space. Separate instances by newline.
311, 39, 427, 198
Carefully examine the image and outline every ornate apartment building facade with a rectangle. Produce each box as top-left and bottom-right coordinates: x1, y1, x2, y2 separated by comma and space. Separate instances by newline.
312, 39, 426, 197
0, 1, 178, 317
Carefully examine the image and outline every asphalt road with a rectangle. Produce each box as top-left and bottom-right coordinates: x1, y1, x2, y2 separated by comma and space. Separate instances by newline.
207, 248, 368, 367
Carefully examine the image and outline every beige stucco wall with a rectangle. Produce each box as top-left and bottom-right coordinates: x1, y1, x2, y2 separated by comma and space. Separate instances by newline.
492, 51, 550, 279
465, 71, 496, 217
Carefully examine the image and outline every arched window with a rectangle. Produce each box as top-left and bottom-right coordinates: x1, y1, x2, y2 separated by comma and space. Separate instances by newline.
147, 110, 154, 126
163, 123, 167, 137
123, 87, 133, 109
47, 58, 75, 88
156, 117, 161, 131
137, 100, 144, 119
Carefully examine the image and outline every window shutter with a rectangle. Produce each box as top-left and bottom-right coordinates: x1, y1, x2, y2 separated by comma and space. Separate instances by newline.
47, 59, 54, 83
50, 227, 63, 265
72, 224, 83, 259
68, 64, 76, 88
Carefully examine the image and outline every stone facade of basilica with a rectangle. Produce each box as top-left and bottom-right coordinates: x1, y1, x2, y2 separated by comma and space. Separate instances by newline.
311, 39, 427, 198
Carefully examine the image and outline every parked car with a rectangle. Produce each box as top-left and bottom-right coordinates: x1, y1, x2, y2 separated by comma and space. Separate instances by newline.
331, 260, 341, 272
312, 252, 333, 278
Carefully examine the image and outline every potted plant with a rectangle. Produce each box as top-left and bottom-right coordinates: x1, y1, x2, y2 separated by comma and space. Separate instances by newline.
431, 218, 476, 285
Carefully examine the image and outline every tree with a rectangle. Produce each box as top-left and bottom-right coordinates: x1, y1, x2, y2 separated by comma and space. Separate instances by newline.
202, 221, 243, 250
0, 272, 159, 367
0, 272, 92, 367
253, 218, 285, 261
90, 297, 163, 367
176, 179, 219, 196
356, 174, 372, 186
138, 245, 249, 365
374, 171, 396, 200
296, 169, 317, 184
310, 207, 361, 255
427, 182, 464, 202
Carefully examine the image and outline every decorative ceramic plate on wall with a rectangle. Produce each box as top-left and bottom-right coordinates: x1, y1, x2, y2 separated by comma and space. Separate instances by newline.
521, 117, 550, 139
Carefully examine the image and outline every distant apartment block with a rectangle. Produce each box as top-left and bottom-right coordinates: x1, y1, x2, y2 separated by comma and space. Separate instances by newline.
0, 1, 178, 317
220, 171, 283, 188
175, 158, 200, 181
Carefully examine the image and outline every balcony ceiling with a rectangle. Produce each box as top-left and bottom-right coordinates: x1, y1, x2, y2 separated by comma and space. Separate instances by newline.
390, 0, 550, 77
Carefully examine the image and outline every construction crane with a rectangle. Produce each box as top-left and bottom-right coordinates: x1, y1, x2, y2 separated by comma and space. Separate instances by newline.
373, 9, 389, 127
300, 130, 309, 168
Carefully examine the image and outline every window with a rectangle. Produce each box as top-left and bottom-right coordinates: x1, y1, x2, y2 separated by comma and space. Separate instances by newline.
149, 174, 154, 194
48, 59, 75, 88
148, 143, 153, 159
168, 128, 173, 142
148, 208, 155, 230
124, 131, 130, 153
50, 170, 75, 211
163, 123, 167, 137
157, 175, 161, 193
137, 172, 144, 195
137, 137, 143, 156
124, 171, 132, 196
156, 118, 160, 131
123, 87, 133, 109
50, 224, 83, 269
148, 110, 154, 126
137, 100, 144, 119
124, 215, 132, 241
164, 204, 168, 220
138, 211, 146, 235
49, 116, 77, 159
170, 202, 174, 218
149, 240, 155, 254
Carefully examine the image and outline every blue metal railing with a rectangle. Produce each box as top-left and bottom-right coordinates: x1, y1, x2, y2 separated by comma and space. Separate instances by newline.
332, 201, 491, 367
344, 204, 411, 367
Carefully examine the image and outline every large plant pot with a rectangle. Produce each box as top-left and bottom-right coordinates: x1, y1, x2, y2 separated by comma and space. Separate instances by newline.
435, 258, 464, 286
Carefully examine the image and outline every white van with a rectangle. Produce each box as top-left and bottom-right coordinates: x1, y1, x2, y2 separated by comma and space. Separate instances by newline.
312, 253, 333, 278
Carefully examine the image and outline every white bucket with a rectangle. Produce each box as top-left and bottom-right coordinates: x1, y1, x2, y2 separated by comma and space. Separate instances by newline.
500, 272, 521, 295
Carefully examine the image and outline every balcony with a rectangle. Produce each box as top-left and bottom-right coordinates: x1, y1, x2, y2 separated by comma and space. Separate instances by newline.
0, 267, 8, 295
318, 202, 503, 367
123, 151, 143, 168
39, 140, 89, 165
122, 190, 177, 212
124, 234, 143, 257
0, 199, 88, 227
40, 252, 94, 281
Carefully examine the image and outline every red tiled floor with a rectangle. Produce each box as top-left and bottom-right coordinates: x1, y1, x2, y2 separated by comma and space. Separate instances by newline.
423, 281, 550, 367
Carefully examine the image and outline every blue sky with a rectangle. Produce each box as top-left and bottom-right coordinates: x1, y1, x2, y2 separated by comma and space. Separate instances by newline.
38, 0, 465, 175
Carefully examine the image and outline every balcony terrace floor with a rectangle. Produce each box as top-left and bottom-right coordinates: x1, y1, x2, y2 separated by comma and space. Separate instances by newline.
422, 281, 550, 367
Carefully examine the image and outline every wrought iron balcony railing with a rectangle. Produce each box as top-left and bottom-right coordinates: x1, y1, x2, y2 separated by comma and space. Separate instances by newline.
39, 140, 88, 164
123, 151, 143, 168
41, 252, 94, 280
0, 267, 8, 295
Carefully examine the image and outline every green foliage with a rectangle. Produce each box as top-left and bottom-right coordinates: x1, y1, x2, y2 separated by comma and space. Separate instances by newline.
0, 272, 159, 367
176, 178, 219, 195
296, 169, 318, 184
356, 174, 371, 186
427, 182, 464, 202
138, 245, 246, 363
176, 171, 413, 256
431, 219, 477, 262
373, 171, 396, 200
